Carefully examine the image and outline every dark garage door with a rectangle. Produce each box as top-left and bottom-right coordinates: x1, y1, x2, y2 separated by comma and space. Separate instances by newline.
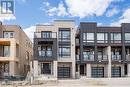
91, 67, 104, 78
58, 67, 70, 78
112, 67, 121, 77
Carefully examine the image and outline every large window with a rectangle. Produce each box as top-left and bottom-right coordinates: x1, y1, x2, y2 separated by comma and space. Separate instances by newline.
59, 29, 70, 41
3, 46, 10, 57
97, 33, 108, 43
83, 33, 94, 42
59, 46, 71, 58
38, 46, 52, 57
41, 31, 52, 38
3, 31, 14, 38
125, 33, 130, 43
111, 33, 121, 43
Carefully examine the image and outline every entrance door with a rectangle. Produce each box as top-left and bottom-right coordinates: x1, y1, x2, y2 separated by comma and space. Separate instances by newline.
91, 67, 104, 78
41, 63, 51, 74
80, 65, 85, 75
112, 67, 121, 77
58, 67, 70, 78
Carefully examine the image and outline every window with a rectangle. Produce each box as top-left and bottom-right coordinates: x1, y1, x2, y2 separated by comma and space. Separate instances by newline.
111, 33, 121, 43
125, 33, 130, 43
41, 31, 52, 38
59, 29, 70, 41
97, 33, 108, 43
83, 33, 94, 42
3, 46, 10, 57
38, 46, 52, 57
3, 31, 14, 38
59, 46, 71, 58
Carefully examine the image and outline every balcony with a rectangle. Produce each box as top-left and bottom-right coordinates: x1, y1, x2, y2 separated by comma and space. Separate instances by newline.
83, 54, 94, 61
38, 50, 52, 59
97, 55, 108, 61
126, 54, 130, 61
111, 55, 122, 61
34, 32, 57, 38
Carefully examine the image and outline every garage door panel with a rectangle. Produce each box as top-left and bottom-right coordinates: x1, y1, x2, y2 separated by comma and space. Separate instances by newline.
91, 67, 104, 78
58, 67, 70, 78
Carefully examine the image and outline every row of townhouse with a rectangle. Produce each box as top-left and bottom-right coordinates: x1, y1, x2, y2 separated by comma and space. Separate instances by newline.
33, 20, 130, 79
1, 20, 130, 79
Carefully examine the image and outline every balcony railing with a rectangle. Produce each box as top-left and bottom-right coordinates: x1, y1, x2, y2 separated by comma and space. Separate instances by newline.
76, 55, 80, 61
126, 54, 130, 61
111, 55, 122, 61
111, 40, 121, 43
38, 50, 52, 57
97, 40, 108, 43
83, 54, 94, 61
34, 32, 57, 38
97, 55, 108, 61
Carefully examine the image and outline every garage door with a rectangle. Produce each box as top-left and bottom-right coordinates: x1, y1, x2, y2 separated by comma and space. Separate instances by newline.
112, 67, 121, 77
91, 67, 104, 78
58, 67, 70, 78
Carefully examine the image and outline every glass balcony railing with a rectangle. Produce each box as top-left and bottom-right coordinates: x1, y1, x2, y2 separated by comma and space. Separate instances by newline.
34, 32, 57, 38
83, 54, 94, 61
126, 54, 130, 61
97, 55, 108, 61
76, 55, 80, 61
38, 50, 52, 57
111, 55, 122, 61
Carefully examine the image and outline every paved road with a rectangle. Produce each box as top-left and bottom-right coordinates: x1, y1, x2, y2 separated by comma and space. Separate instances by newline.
1, 78, 130, 87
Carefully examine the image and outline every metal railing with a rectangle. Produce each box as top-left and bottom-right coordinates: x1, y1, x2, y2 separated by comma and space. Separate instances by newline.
83, 54, 94, 61
38, 50, 52, 57
97, 55, 108, 61
34, 32, 57, 38
126, 54, 130, 61
111, 55, 122, 60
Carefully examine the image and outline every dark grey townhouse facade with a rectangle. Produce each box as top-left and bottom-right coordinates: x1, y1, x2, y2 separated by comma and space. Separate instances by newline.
76, 22, 130, 78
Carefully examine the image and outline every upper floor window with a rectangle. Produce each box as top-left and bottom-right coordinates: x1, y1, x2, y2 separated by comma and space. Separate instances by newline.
111, 33, 121, 43
97, 33, 108, 43
3, 46, 10, 57
83, 33, 94, 42
3, 31, 14, 38
59, 29, 70, 41
41, 31, 52, 38
59, 46, 71, 58
125, 33, 130, 43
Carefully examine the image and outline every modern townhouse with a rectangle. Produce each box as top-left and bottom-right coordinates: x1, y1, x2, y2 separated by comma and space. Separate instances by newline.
33, 20, 76, 79
0, 22, 33, 79
76, 22, 130, 78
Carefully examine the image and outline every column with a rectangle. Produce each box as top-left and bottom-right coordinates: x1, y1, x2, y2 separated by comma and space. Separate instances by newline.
10, 39, 16, 58
72, 62, 75, 78
33, 60, 38, 77
53, 61, 57, 77
9, 62, 15, 76
128, 64, 130, 77
107, 46, 111, 78
86, 64, 91, 78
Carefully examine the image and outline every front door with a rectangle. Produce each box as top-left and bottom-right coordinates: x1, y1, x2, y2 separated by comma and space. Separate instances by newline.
41, 63, 51, 74
80, 65, 85, 75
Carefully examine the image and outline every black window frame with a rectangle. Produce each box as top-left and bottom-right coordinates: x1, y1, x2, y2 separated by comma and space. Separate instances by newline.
111, 32, 121, 43
59, 29, 71, 42
97, 33, 108, 43
41, 31, 52, 38
59, 45, 71, 58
